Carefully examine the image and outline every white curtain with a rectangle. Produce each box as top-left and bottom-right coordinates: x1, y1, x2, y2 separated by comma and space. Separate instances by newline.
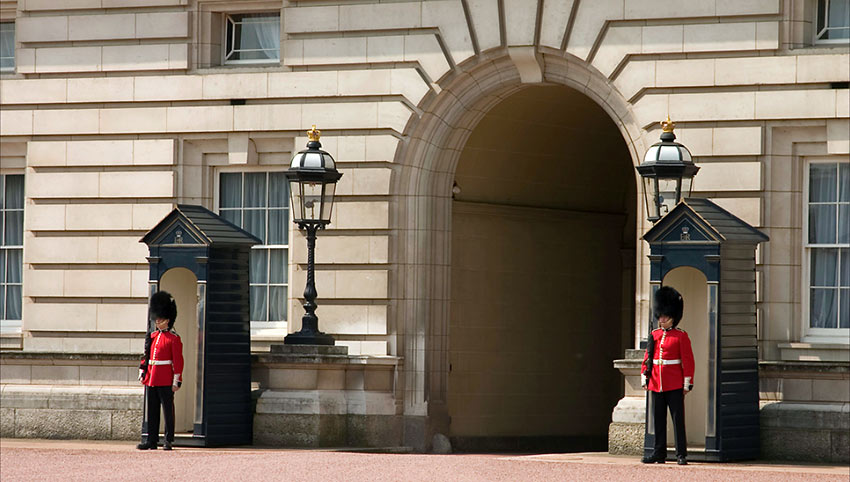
840, 163, 849, 244
808, 163, 849, 329
250, 249, 268, 322
0, 24, 13, 69
269, 286, 286, 322
811, 249, 838, 328
828, 0, 850, 32
254, 17, 280, 60
2, 175, 24, 321
242, 15, 280, 60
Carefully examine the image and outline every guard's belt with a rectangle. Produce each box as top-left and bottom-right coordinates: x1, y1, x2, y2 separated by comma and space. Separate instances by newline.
658, 359, 681, 365
148, 360, 172, 365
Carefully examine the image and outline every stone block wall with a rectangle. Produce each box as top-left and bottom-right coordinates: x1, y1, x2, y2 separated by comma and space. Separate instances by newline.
759, 362, 849, 463
251, 347, 403, 448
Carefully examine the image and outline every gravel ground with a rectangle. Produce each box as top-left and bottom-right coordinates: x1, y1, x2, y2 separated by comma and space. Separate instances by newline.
1, 440, 847, 482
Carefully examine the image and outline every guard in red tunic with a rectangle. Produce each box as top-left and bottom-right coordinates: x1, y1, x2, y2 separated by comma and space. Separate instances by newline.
641, 286, 695, 465
137, 291, 183, 451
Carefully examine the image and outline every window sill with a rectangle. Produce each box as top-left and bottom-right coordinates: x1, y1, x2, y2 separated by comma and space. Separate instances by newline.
0, 331, 22, 350
193, 63, 281, 74
779, 342, 849, 362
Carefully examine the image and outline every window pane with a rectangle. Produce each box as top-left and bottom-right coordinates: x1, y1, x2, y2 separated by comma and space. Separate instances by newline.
269, 286, 287, 322
236, 17, 279, 50
244, 209, 266, 242
0, 285, 4, 320
840, 289, 849, 328
220, 173, 242, 208
6, 285, 21, 320
250, 249, 268, 284
0, 23, 14, 70
810, 163, 837, 202
6, 249, 21, 283
269, 172, 288, 207
810, 288, 837, 328
811, 248, 838, 286
0, 250, 5, 283
244, 173, 267, 208
225, 17, 235, 59
828, 0, 849, 29
267, 208, 288, 245
809, 205, 837, 244
220, 209, 241, 228
840, 204, 849, 244
228, 14, 280, 62
840, 163, 849, 202
4, 212, 22, 246
321, 183, 336, 222
5, 175, 23, 209
841, 248, 849, 287
251, 286, 267, 322
269, 249, 287, 284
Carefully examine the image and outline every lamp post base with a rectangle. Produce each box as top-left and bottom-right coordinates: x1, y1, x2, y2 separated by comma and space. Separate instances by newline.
284, 330, 335, 345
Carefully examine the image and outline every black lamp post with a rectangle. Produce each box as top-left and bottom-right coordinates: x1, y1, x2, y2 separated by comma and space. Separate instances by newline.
636, 117, 699, 222
284, 125, 342, 345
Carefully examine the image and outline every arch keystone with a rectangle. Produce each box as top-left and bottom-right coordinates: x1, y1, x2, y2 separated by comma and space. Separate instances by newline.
507, 46, 543, 84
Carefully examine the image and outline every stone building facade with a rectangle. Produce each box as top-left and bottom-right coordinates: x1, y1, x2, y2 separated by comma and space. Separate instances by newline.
0, 0, 847, 461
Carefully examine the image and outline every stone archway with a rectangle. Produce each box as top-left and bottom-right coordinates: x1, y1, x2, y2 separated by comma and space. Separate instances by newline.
390, 52, 648, 449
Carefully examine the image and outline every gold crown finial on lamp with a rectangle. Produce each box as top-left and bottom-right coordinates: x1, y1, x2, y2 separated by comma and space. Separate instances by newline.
661, 116, 675, 133
307, 125, 321, 142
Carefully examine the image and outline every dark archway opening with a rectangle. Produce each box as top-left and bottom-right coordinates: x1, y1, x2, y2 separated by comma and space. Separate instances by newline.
448, 85, 636, 452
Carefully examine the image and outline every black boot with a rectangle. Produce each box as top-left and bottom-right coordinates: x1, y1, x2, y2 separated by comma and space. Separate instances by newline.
641, 454, 665, 464
136, 441, 157, 450
677, 455, 687, 465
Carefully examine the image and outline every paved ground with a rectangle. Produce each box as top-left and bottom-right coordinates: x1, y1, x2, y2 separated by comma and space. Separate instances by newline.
1, 439, 848, 481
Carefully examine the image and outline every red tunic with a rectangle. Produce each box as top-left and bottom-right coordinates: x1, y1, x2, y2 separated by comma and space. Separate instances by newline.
142, 330, 184, 387
641, 327, 695, 392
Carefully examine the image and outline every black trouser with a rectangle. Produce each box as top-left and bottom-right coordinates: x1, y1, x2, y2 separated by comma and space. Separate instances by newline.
143, 385, 175, 444
651, 389, 687, 458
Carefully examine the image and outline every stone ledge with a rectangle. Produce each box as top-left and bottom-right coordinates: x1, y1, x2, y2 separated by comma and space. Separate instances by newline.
1, 384, 142, 410
760, 360, 850, 377
254, 388, 397, 416
760, 401, 850, 430
253, 353, 401, 367
778, 343, 850, 363
1, 352, 139, 364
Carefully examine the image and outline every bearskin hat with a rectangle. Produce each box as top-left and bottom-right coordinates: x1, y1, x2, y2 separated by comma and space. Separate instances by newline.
654, 286, 684, 327
149, 291, 177, 329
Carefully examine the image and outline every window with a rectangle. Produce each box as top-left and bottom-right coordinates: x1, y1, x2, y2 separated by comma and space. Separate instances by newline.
1, 174, 24, 330
219, 171, 289, 326
816, 0, 850, 43
0, 22, 13, 72
224, 13, 280, 64
805, 161, 849, 337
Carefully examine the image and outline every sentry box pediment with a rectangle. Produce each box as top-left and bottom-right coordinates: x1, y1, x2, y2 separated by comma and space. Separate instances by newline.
641, 198, 768, 462
141, 204, 260, 447
142, 204, 260, 249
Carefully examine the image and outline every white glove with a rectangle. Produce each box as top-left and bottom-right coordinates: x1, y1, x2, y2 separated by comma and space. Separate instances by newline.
684, 377, 693, 393
138, 369, 144, 382
641, 374, 647, 388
